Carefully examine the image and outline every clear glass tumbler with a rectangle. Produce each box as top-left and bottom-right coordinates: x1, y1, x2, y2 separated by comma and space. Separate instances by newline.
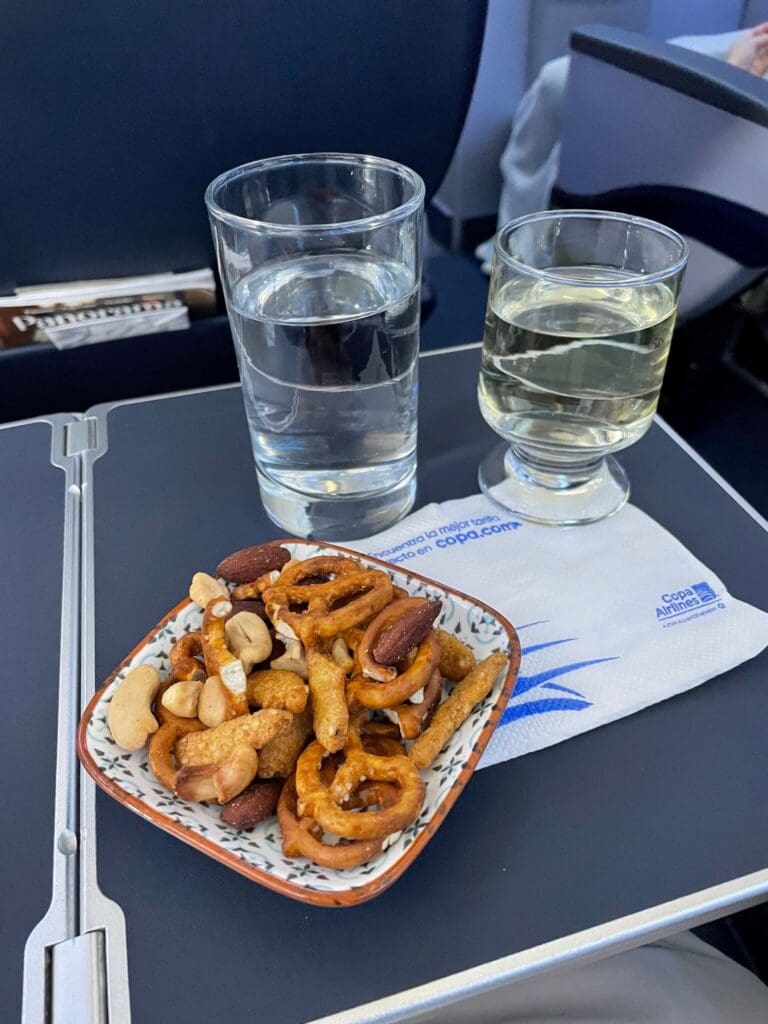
206, 153, 425, 539
478, 210, 688, 525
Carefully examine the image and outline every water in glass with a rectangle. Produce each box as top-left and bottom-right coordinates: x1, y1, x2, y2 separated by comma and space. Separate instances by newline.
229, 251, 419, 503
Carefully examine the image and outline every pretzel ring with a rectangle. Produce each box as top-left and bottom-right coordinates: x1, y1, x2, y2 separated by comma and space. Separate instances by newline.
233, 555, 361, 602
230, 575, 281, 601
278, 776, 385, 869
278, 556, 364, 587
261, 557, 392, 644
347, 605, 440, 709
343, 716, 407, 759
148, 717, 206, 791
295, 742, 424, 841
389, 668, 443, 740
358, 598, 432, 683
201, 597, 248, 715
170, 632, 206, 682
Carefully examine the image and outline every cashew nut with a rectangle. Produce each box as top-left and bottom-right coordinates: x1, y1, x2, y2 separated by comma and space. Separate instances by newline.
161, 679, 203, 718
270, 638, 308, 680
175, 744, 258, 804
239, 644, 269, 674
107, 664, 161, 750
189, 572, 229, 607
225, 611, 272, 672
198, 675, 235, 728
331, 636, 354, 674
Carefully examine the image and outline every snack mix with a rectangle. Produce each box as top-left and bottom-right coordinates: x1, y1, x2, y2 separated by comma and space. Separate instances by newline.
106, 544, 507, 869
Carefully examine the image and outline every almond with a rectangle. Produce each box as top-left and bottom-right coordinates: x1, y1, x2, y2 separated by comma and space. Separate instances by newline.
220, 780, 282, 829
372, 599, 442, 666
228, 598, 268, 621
216, 544, 290, 584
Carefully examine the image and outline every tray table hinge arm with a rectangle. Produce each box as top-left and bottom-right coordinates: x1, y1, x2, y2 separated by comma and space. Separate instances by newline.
63, 418, 100, 459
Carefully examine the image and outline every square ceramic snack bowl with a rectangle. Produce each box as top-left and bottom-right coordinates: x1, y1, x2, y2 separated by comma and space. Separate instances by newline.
77, 540, 521, 907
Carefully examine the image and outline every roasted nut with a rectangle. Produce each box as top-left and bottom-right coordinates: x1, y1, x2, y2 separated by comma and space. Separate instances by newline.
216, 543, 290, 583
175, 744, 258, 803
270, 638, 308, 680
161, 679, 203, 718
189, 572, 228, 607
225, 611, 272, 657
225, 611, 272, 673
213, 744, 260, 802
373, 600, 442, 666
238, 645, 266, 674
228, 599, 268, 621
198, 675, 235, 728
331, 636, 354, 674
175, 708, 292, 766
107, 664, 161, 750
220, 780, 283, 828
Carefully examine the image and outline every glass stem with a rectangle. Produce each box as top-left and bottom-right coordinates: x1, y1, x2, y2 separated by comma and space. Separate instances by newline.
506, 444, 605, 492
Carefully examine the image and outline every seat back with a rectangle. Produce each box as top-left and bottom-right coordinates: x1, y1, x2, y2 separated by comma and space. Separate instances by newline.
1, 1, 486, 292
554, 25, 768, 319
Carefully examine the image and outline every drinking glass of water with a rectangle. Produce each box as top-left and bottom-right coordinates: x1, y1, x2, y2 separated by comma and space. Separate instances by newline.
206, 153, 424, 538
478, 210, 688, 525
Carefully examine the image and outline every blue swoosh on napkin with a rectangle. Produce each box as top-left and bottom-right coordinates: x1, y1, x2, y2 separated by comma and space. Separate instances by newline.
514, 656, 618, 697
502, 697, 593, 722
500, 630, 619, 726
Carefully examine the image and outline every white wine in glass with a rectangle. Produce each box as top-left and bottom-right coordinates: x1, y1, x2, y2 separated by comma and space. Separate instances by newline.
478, 213, 687, 525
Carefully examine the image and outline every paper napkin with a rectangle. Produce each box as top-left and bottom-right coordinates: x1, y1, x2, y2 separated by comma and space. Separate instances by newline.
350, 495, 768, 769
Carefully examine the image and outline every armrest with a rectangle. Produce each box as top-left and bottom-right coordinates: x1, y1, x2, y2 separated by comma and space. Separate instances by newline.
570, 24, 768, 128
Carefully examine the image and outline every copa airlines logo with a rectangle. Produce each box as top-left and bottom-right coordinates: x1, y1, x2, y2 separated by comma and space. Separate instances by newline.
656, 581, 724, 626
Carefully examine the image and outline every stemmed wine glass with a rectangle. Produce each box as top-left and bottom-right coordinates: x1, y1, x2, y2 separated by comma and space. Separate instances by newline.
478, 210, 688, 525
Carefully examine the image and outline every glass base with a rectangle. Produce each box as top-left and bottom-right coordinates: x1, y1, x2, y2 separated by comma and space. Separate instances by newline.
478, 442, 629, 526
256, 465, 417, 540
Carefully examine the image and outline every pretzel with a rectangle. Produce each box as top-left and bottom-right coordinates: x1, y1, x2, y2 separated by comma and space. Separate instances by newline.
436, 629, 476, 682
278, 776, 385, 869
347, 603, 440, 709
306, 648, 349, 752
361, 721, 408, 758
358, 598, 435, 683
246, 669, 308, 714
278, 556, 362, 587
340, 627, 364, 656
388, 668, 443, 740
295, 741, 424, 841
342, 715, 407, 759
262, 557, 393, 646
410, 651, 507, 769
201, 597, 248, 715
169, 632, 206, 682
148, 717, 206, 791
231, 573, 281, 601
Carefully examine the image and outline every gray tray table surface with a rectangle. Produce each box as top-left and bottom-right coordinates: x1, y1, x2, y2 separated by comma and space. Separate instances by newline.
1, 418, 71, 1020
85, 347, 768, 1023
